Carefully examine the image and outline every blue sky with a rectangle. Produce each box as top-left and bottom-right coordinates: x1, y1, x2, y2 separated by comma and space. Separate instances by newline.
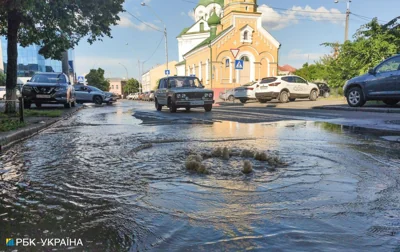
74, 0, 400, 79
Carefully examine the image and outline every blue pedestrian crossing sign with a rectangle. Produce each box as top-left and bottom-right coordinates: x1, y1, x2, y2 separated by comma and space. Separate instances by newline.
165, 69, 170, 76
235, 60, 244, 70
77, 76, 85, 83
190, 74, 196, 77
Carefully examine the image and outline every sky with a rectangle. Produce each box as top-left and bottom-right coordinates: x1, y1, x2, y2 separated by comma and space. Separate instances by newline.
74, 0, 400, 79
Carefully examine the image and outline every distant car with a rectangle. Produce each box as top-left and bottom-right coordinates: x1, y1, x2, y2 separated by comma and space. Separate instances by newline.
0, 86, 5, 100
22, 72, 76, 109
149, 91, 155, 101
127, 93, 135, 100
315, 82, 331, 98
255, 75, 319, 103
219, 88, 235, 101
132, 93, 139, 100
143, 92, 150, 101
155, 76, 214, 112
138, 93, 145, 100
74, 85, 106, 105
234, 81, 258, 103
343, 54, 400, 107
104, 92, 117, 105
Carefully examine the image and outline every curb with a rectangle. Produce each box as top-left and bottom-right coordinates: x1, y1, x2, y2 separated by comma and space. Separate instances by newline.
0, 106, 83, 152
312, 106, 400, 114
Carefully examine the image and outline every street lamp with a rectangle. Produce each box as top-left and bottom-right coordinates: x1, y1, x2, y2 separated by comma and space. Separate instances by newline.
118, 62, 129, 80
335, 0, 351, 42
141, 2, 169, 72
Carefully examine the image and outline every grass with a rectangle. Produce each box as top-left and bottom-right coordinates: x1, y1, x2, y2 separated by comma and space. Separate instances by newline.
0, 118, 26, 132
185, 155, 209, 174
222, 147, 230, 160
23, 109, 63, 118
254, 152, 268, 161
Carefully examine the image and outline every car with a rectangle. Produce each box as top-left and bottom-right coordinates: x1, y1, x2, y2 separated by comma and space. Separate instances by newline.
154, 76, 214, 113
234, 81, 258, 103
127, 93, 135, 100
143, 92, 150, 101
104, 92, 118, 105
132, 93, 139, 100
22, 72, 76, 109
149, 91, 155, 102
138, 93, 145, 100
0, 86, 5, 100
315, 82, 331, 98
255, 75, 319, 103
219, 88, 235, 101
74, 85, 106, 105
343, 54, 400, 107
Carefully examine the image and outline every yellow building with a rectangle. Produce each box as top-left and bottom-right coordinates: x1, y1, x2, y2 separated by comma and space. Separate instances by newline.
176, 0, 280, 97
141, 61, 178, 92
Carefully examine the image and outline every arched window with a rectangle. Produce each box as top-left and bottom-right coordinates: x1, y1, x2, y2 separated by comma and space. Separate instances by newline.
243, 31, 248, 41
200, 22, 204, 32
241, 56, 250, 62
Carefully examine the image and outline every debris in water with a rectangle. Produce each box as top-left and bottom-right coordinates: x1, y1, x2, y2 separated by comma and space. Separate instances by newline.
211, 147, 223, 157
131, 143, 153, 153
222, 147, 230, 160
242, 160, 253, 174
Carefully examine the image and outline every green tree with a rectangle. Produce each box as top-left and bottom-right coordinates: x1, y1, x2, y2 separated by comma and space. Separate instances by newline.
0, 0, 124, 113
294, 62, 329, 82
0, 72, 5, 86
85, 68, 110, 91
123, 78, 140, 94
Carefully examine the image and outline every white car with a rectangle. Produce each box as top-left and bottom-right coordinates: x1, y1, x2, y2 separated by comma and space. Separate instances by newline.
234, 81, 258, 103
127, 93, 135, 100
255, 75, 319, 103
0, 86, 5, 100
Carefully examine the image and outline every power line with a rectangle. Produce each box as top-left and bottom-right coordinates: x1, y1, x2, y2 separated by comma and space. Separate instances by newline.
351, 13, 388, 23
125, 10, 163, 32
143, 34, 165, 63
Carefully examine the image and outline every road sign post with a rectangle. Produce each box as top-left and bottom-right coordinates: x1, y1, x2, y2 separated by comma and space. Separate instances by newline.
230, 48, 240, 59
235, 60, 244, 70
165, 70, 170, 76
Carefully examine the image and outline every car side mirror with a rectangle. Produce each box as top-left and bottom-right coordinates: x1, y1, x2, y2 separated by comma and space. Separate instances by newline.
368, 68, 375, 75
27, 80, 30, 82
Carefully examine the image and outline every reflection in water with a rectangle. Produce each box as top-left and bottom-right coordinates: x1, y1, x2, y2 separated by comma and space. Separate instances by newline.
1, 102, 400, 251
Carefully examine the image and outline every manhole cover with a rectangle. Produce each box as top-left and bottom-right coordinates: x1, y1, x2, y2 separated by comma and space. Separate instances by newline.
386, 120, 400, 125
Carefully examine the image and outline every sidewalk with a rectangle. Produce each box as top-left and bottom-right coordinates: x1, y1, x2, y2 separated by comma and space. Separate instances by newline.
0, 105, 82, 151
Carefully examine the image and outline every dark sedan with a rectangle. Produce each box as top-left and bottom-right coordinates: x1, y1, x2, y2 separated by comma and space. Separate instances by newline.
315, 82, 331, 98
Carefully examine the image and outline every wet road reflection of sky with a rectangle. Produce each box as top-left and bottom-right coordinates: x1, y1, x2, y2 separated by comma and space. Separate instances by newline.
1, 101, 399, 251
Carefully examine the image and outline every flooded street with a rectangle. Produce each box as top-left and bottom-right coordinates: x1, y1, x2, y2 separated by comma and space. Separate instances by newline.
1, 101, 400, 251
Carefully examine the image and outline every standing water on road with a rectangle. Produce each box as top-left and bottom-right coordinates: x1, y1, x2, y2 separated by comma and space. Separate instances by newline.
1, 101, 400, 251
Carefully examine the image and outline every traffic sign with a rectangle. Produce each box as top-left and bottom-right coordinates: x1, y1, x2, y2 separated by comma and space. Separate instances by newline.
230, 48, 240, 58
77, 76, 85, 83
165, 69, 170, 76
235, 60, 244, 70
190, 74, 196, 77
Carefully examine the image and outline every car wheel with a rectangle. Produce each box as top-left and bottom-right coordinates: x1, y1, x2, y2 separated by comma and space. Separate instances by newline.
323, 92, 330, 98
155, 99, 162, 111
279, 91, 289, 103
346, 87, 365, 107
228, 95, 235, 102
204, 105, 212, 112
185, 107, 191, 112
169, 100, 177, 113
23, 100, 31, 109
71, 101, 76, 107
382, 99, 400, 106
64, 102, 71, 109
289, 98, 296, 102
35, 103, 42, 108
93, 96, 102, 105
257, 99, 268, 103
240, 99, 247, 104
309, 90, 318, 101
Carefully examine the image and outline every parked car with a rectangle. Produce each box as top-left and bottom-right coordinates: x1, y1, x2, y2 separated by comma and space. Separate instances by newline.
315, 82, 331, 98
104, 92, 118, 105
343, 54, 400, 107
74, 85, 106, 105
143, 92, 150, 101
22, 72, 76, 109
0, 86, 5, 100
234, 81, 258, 103
127, 93, 135, 100
155, 76, 214, 112
138, 93, 145, 100
133, 93, 139, 100
149, 91, 155, 101
255, 75, 319, 103
219, 88, 235, 101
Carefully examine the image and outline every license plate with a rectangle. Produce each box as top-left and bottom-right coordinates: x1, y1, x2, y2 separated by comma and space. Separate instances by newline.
261, 86, 268, 89
190, 100, 204, 106
36, 95, 51, 98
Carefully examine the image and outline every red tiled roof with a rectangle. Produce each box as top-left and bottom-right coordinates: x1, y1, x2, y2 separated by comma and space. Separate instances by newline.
278, 64, 297, 72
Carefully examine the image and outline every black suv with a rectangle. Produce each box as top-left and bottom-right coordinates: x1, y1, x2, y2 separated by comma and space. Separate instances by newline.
315, 82, 331, 98
343, 55, 400, 107
22, 72, 76, 109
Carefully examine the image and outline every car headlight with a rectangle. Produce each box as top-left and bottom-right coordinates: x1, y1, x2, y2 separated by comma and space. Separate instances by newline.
177, 94, 181, 98
181, 94, 186, 98
209, 93, 213, 98
23, 86, 32, 91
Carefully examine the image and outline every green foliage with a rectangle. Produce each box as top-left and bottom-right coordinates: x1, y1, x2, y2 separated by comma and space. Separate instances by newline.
0, 117, 26, 132
23, 109, 62, 118
85, 68, 110, 91
0, 72, 5, 86
123, 78, 140, 94
295, 16, 400, 89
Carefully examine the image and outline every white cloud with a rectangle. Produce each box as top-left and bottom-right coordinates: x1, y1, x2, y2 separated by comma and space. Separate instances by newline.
258, 4, 344, 30
117, 15, 160, 31
188, 10, 195, 21
287, 49, 326, 61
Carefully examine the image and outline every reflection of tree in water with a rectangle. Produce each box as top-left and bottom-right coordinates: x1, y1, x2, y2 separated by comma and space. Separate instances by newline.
316, 122, 343, 134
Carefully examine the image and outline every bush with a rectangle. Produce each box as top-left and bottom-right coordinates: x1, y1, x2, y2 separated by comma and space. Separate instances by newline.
211, 147, 223, 157
254, 152, 268, 161
242, 160, 253, 174
241, 149, 255, 158
222, 147, 230, 160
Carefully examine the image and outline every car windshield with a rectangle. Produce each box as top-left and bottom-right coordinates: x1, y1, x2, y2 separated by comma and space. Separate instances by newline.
30, 74, 65, 84
168, 77, 203, 88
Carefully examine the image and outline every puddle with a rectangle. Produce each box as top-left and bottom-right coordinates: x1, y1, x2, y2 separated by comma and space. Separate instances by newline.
1, 102, 400, 251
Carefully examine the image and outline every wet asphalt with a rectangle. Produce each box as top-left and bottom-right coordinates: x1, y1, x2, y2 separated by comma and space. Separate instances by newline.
1, 100, 400, 251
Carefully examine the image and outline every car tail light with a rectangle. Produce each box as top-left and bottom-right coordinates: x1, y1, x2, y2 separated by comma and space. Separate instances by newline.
269, 82, 281, 86
245, 88, 254, 90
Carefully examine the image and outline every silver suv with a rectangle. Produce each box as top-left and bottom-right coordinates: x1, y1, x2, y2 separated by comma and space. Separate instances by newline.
154, 76, 214, 112
74, 85, 107, 105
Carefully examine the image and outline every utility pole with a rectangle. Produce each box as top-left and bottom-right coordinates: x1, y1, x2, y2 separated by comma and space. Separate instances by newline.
138, 59, 142, 93
335, 0, 351, 42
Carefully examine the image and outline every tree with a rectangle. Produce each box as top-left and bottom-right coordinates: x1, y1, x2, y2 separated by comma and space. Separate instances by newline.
85, 68, 110, 91
294, 62, 329, 82
123, 78, 140, 94
0, 0, 124, 113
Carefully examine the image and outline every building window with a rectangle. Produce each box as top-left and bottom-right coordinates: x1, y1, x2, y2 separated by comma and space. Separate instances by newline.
243, 31, 248, 41
200, 22, 204, 32
241, 56, 250, 62
240, 25, 254, 43
116, 85, 119, 89
112, 85, 114, 89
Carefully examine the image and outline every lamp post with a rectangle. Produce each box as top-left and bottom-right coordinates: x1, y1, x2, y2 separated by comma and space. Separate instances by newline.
334, 0, 351, 42
118, 63, 129, 80
141, 2, 169, 72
